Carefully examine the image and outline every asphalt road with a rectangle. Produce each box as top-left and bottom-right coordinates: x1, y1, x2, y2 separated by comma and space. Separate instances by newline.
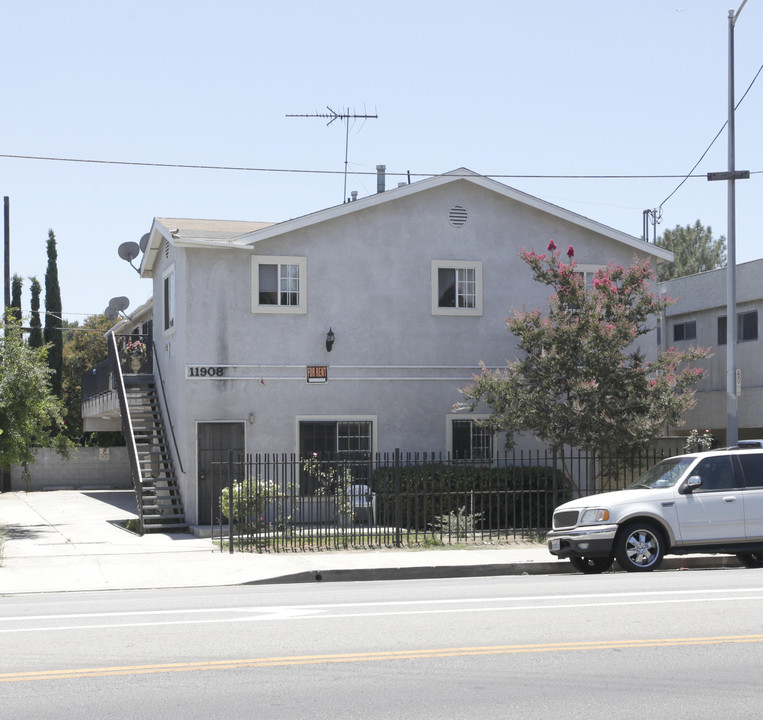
2, 567, 763, 719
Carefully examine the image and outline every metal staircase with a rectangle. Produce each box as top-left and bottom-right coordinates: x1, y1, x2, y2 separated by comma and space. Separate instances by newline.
123, 377, 187, 532
108, 332, 186, 533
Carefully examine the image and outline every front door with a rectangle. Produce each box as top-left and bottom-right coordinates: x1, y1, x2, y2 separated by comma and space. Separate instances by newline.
197, 422, 245, 525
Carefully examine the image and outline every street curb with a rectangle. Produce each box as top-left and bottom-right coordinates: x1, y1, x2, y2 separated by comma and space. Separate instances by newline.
245, 554, 742, 585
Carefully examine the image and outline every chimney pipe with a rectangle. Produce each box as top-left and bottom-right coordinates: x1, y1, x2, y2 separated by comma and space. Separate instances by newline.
376, 164, 386, 194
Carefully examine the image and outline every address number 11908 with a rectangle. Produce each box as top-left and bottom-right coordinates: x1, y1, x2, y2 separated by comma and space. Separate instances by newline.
187, 366, 225, 377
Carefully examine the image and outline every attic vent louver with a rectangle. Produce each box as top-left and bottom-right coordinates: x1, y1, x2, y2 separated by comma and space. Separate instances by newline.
164, 240, 170, 259
449, 206, 468, 227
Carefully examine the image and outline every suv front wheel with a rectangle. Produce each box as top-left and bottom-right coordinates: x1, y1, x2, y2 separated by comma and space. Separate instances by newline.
615, 521, 665, 572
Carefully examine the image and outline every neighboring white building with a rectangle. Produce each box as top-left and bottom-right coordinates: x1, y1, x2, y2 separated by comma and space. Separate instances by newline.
83, 168, 672, 525
660, 258, 763, 445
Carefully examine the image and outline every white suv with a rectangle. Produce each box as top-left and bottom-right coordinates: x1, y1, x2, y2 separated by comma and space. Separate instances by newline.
546, 447, 763, 573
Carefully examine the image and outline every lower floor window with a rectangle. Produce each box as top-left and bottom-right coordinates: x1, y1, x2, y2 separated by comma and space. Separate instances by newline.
299, 420, 372, 493
451, 419, 493, 461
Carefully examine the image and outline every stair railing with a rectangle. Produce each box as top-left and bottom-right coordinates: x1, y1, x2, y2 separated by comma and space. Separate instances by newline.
108, 331, 146, 532
151, 340, 184, 475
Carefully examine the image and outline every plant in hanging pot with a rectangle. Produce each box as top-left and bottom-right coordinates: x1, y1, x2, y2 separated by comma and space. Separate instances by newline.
124, 339, 147, 372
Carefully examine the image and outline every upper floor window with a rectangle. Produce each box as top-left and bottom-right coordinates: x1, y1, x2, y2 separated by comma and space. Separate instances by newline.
718, 311, 758, 345
251, 256, 307, 314
573, 264, 604, 288
162, 266, 175, 334
431, 260, 483, 316
673, 320, 696, 342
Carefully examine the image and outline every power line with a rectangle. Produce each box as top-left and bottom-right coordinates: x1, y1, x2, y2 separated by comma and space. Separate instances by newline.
658, 60, 763, 211
0, 153, 760, 180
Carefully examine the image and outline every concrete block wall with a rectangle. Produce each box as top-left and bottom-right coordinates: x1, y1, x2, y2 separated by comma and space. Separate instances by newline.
10, 447, 132, 491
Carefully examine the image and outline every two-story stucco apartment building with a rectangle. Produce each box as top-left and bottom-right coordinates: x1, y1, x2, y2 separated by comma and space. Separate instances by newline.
83, 168, 673, 525
660, 258, 763, 445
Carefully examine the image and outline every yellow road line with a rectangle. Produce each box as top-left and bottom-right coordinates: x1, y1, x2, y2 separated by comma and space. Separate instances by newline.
3, 634, 763, 683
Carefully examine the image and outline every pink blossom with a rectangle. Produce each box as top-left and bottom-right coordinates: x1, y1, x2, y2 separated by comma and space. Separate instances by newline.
567, 245, 575, 258
547, 239, 557, 251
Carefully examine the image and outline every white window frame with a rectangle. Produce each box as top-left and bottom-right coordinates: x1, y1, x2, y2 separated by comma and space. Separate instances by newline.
162, 265, 176, 336
446, 415, 496, 461
251, 255, 307, 314
295, 415, 378, 457
573, 264, 603, 288
431, 260, 483, 316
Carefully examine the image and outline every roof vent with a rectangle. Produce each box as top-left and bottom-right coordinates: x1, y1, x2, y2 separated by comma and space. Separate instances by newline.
449, 206, 468, 227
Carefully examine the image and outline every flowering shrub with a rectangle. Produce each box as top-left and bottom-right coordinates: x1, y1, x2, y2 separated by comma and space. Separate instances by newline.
220, 476, 281, 523
684, 429, 715, 453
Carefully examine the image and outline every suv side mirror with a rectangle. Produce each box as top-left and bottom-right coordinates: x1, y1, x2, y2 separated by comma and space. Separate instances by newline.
680, 475, 702, 494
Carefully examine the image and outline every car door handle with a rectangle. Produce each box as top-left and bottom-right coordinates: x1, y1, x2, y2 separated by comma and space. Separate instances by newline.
723, 496, 737, 503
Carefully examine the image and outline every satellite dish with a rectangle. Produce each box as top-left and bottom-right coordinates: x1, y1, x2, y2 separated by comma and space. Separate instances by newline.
118, 242, 140, 262
108, 296, 130, 312
139, 233, 150, 252
104, 307, 118, 321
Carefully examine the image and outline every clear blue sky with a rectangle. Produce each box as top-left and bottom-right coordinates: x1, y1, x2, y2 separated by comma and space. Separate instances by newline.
2, 1, 761, 322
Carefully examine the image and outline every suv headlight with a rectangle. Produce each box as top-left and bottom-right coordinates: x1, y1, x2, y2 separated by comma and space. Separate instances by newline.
580, 508, 611, 523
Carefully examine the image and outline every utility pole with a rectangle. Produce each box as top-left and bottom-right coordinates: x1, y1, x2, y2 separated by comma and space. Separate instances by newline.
3, 196, 9, 310
287, 106, 378, 203
707, 2, 749, 447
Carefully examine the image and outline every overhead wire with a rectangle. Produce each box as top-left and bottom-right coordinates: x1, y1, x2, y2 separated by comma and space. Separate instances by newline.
0, 153, 759, 181
658, 60, 763, 212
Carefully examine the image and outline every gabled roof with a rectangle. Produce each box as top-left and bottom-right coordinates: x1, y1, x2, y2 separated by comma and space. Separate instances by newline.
139, 168, 671, 276
230, 168, 671, 260
140, 218, 276, 276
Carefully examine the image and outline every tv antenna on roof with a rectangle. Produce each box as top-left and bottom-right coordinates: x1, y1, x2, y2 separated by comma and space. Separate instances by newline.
287, 106, 378, 203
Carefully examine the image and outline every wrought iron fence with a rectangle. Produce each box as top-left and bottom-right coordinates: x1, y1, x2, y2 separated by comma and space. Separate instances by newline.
212, 448, 674, 553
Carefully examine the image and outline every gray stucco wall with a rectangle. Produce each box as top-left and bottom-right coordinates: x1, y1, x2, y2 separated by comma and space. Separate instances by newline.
11, 447, 132, 491
661, 259, 763, 439
147, 180, 666, 523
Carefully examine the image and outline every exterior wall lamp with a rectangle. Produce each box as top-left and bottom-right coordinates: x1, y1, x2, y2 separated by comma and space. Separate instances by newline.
326, 327, 335, 352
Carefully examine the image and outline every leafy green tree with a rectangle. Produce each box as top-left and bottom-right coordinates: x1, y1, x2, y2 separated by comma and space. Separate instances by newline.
61, 314, 123, 445
0, 314, 71, 477
459, 241, 708, 456
656, 220, 726, 281
44, 229, 63, 396
10, 274, 22, 324
28, 277, 43, 348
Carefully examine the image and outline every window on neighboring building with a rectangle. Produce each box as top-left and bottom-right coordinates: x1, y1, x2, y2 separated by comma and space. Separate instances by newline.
252, 256, 307, 314
717, 311, 758, 345
162, 267, 175, 333
673, 320, 696, 342
431, 260, 482, 316
450, 418, 493, 461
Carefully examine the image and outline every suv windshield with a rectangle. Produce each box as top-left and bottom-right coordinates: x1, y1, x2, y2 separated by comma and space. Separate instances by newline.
627, 457, 694, 489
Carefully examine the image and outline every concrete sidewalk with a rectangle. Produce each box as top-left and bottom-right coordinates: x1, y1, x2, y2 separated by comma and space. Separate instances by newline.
0, 490, 740, 596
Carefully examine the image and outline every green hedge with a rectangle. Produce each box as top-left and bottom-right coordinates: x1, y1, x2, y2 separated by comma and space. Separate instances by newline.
370, 463, 572, 531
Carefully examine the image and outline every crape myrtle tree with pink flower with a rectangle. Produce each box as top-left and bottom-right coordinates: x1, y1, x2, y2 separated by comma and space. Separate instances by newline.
459, 240, 709, 458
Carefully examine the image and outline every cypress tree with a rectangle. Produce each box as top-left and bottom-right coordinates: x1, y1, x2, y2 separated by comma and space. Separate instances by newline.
29, 277, 43, 348
44, 229, 63, 396
10, 274, 22, 324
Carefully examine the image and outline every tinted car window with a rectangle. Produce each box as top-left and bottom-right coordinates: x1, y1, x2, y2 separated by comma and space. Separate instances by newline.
738, 453, 763, 488
692, 456, 736, 491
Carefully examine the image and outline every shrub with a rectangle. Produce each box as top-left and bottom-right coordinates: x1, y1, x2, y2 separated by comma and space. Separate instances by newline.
371, 462, 572, 531
220, 476, 281, 524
